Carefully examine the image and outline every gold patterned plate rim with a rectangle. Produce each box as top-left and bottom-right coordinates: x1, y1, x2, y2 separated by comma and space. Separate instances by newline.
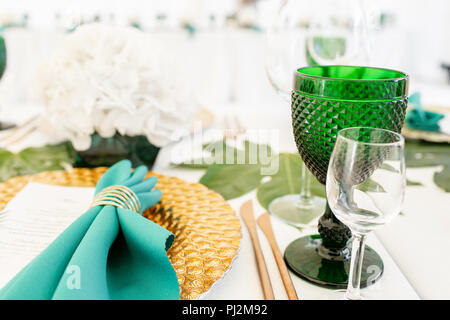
0, 167, 242, 300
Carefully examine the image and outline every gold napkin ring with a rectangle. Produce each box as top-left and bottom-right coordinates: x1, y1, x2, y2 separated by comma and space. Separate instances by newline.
90, 185, 141, 213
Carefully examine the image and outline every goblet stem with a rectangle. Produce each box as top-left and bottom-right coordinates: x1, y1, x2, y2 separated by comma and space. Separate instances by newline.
345, 232, 367, 300
298, 162, 312, 205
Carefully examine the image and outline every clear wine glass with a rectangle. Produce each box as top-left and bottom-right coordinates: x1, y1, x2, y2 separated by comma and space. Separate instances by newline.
326, 127, 405, 299
264, 0, 324, 228
264, 0, 375, 228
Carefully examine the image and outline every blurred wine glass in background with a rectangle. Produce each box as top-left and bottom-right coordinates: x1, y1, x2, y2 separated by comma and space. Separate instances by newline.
264, 0, 378, 228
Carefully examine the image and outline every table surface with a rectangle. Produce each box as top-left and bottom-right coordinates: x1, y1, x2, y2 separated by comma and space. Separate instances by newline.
0, 27, 449, 299
1, 101, 449, 300
149, 105, 449, 300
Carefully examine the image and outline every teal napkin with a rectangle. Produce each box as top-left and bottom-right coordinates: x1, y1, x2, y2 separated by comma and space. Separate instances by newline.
406, 92, 445, 132
0, 160, 180, 300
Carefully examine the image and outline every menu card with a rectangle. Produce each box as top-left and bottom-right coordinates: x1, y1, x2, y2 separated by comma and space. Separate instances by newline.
0, 182, 94, 288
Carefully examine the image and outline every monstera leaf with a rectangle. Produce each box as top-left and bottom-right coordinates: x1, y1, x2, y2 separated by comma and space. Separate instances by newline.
176, 139, 450, 211
198, 141, 278, 202
200, 164, 263, 200
434, 167, 450, 192
405, 140, 450, 192
176, 141, 326, 209
0, 142, 76, 181
256, 153, 327, 209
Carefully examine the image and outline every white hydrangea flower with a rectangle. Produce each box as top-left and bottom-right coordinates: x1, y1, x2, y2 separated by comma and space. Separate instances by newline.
34, 23, 198, 151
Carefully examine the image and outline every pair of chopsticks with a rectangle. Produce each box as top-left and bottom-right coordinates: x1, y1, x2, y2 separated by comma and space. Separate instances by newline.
240, 199, 298, 300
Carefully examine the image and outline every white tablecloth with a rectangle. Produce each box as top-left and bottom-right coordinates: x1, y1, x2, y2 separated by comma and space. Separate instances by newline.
150, 105, 449, 300
2, 97, 450, 299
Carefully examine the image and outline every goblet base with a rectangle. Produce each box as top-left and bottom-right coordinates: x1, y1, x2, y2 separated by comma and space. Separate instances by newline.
284, 235, 383, 289
268, 194, 326, 228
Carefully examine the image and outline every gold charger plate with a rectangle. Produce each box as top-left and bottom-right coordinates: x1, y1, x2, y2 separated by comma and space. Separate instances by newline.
0, 168, 241, 300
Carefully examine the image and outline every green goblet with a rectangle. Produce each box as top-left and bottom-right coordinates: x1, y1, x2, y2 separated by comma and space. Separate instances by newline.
286, 65, 409, 288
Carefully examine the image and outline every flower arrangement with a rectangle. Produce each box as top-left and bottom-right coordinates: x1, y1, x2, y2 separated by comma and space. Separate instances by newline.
34, 23, 198, 154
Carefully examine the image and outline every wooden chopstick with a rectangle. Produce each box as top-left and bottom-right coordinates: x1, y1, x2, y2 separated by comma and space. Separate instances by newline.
257, 212, 299, 300
240, 200, 275, 300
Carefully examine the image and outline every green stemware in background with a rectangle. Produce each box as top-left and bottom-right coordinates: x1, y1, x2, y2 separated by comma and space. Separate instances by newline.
285, 65, 409, 288
264, 0, 376, 228
0, 32, 15, 131
0, 34, 5, 79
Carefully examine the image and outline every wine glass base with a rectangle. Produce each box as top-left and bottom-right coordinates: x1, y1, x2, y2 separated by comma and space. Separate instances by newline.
268, 194, 326, 227
284, 235, 383, 289
323, 289, 365, 300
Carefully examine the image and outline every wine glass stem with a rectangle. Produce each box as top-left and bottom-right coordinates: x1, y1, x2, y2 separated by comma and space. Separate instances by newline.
299, 162, 312, 202
345, 233, 367, 300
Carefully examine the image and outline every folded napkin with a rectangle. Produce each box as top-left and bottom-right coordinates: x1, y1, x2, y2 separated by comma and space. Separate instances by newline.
406, 92, 450, 134
0, 160, 180, 300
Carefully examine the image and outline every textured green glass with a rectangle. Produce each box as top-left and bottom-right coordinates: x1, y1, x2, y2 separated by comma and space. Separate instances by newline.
293, 65, 408, 101
0, 34, 5, 79
291, 65, 409, 184
285, 66, 409, 288
284, 235, 383, 289
0, 34, 13, 131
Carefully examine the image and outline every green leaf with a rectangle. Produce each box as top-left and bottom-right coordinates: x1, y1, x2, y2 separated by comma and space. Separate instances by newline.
380, 163, 399, 173
173, 140, 272, 169
434, 165, 450, 192
405, 140, 450, 192
174, 162, 211, 169
356, 178, 386, 193
200, 164, 263, 200
192, 139, 450, 210
406, 179, 423, 186
256, 153, 325, 210
0, 142, 76, 182
198, 152, 326, 208
405, 140, 450, 168
256, 154, 301, 209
